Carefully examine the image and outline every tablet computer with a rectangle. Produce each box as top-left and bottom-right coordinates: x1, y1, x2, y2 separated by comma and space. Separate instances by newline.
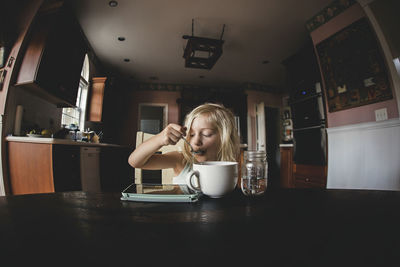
121, 183, 201, 203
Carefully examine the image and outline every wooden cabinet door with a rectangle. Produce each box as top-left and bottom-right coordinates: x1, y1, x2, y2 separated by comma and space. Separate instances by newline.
8, 142, 54, 195
51, 9, 86, 104
280, 146, 294, 188
283, 38, 321, 97
52, 145, 81, 192
293, 164, 327, 188
88, 77, 107, 121
15, 7, 86, 107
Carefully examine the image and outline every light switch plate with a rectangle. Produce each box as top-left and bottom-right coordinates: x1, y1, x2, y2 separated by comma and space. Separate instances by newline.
375, 108, 388, 121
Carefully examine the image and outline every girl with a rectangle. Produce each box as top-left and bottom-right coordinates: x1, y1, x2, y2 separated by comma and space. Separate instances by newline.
128, 103, 240, 184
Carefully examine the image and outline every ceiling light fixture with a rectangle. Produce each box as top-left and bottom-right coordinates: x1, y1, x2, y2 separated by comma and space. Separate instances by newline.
109, 1, 118, 7
118, 37, 125, 41
182, 19, 225, 70
123, 58, 130, 62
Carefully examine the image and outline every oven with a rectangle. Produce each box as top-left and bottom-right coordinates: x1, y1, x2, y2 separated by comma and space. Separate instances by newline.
290, 93, 325, 129
290, 84, 327, 166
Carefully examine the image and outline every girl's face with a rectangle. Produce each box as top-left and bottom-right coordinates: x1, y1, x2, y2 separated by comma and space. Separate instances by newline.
188, 114, 220, 162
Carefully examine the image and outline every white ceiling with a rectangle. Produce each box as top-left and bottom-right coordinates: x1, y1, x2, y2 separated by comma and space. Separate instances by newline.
69, 0, 332, 90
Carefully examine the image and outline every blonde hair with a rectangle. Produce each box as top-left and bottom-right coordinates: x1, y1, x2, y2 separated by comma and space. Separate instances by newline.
182, 103, 240, 164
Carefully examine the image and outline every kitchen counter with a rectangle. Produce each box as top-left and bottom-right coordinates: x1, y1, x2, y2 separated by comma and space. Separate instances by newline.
5, 136, 124, 148
6, 136, 133, 194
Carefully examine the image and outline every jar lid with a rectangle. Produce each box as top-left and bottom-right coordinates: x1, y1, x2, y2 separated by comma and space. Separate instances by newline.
245, 150, 266, 159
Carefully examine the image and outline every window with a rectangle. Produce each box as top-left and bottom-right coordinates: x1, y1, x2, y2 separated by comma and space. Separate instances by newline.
61, 54, 89, 129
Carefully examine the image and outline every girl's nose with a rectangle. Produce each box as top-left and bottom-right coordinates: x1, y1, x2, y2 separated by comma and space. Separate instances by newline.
191, 134, 202, 147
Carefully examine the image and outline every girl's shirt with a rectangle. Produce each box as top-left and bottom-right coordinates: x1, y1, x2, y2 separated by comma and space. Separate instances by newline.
172, 162, 192, 184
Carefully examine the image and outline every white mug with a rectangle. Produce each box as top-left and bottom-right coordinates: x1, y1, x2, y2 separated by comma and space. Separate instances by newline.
186, 161, 238, 198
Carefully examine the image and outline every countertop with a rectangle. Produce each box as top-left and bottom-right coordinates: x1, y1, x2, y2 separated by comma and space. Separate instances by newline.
1, 188, 399, 266
279, 143, 294, 147
5, 136, 124, 148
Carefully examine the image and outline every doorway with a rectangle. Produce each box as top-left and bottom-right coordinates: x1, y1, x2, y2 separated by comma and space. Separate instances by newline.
138, 103, 167, 134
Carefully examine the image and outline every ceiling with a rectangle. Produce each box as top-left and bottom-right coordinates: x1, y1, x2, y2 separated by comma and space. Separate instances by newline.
69, 0, 332, 90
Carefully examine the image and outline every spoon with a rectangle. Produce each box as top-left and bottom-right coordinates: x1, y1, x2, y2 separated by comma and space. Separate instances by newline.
181, 137, 202, 154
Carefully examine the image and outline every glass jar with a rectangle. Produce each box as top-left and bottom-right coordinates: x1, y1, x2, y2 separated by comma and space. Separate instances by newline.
241, 151, 268, 196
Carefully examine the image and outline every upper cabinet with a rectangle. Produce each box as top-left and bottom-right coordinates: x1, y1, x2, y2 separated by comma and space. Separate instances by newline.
87, 77, 124, 144
88, 77, 107, 122
283, 39, 321, 99
15, 3, 86, 107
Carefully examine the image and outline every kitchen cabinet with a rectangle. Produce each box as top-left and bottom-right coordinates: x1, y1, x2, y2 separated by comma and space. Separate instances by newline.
15, 4, 86, 107
6, 138, 134, 195
279, 145, 326, 189
87, 77, 125, 144
282, 38, 321, 97
53, 145, 81, 191
280, 146, 294, 188
293, 164, 327, 188
88, 77, 107, 121
7, 142, 53, 195
7, 142, 81, 195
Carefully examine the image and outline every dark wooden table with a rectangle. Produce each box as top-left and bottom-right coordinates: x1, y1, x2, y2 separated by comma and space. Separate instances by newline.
1, 188, 399, 266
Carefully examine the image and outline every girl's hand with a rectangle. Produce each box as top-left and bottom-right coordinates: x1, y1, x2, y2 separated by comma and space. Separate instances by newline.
158, 124, 187, 146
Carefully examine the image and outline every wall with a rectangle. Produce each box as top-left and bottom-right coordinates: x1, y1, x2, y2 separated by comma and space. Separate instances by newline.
120, 89, 181, 147
310, 1, 400, 190
310, 3, 399, 127
327, 118, 400, 190
4, 86, 62, 136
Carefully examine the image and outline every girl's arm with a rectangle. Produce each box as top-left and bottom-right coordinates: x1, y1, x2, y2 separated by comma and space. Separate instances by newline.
128, 124, 186, 169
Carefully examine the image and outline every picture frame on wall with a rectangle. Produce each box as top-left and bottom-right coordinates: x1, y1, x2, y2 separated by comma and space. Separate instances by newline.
316, 17, 392, 112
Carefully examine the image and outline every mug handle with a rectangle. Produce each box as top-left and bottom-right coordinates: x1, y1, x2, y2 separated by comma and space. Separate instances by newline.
186, 170, 201, 192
